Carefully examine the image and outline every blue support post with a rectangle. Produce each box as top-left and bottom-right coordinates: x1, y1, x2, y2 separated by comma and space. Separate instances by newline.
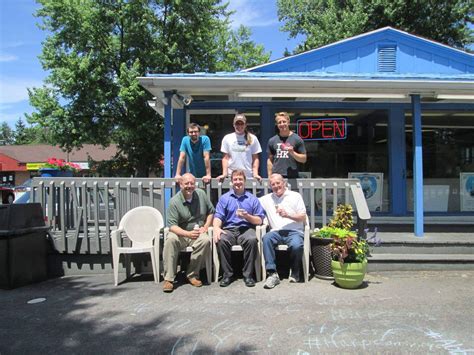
388, 106, 407, 215
163, 91, 173, 213
163, 92, 173, 178
172, 108, 185, 176
260, 106, 274, 178
411, 95, 424, 236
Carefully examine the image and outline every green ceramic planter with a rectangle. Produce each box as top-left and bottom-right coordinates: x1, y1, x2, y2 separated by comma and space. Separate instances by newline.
331, 259, 367, 289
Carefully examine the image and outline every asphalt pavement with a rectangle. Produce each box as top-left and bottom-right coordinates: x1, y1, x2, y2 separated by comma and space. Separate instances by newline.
1, 271, 473, 354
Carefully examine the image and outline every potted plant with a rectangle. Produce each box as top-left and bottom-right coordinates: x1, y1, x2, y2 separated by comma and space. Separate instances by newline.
310, 204, 356, 280
310, 226, 334, 280
39, 157, 81, 177
327, 204, 380, 289
330, 227, 369, 289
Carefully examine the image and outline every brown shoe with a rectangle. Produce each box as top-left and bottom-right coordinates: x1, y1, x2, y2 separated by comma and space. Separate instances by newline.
188, 277, 202, 287
163, 280, 174, 293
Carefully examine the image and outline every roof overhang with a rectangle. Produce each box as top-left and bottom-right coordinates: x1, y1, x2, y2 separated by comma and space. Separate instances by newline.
139, 74, 474, 105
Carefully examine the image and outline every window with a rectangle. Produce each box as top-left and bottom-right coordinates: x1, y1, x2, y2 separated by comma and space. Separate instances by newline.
405, 110, 474, 212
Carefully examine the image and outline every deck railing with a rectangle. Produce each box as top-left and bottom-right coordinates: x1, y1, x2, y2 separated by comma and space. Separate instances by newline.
31, 177, 370, 255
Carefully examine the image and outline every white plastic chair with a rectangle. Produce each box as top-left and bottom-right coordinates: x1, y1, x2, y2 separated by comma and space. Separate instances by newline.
212, 227, 263, 283
111, 206, 163, 286
259, 218, 311, 283
163, 227, 214, 283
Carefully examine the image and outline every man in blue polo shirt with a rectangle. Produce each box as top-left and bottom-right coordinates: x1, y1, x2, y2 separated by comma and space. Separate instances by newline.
175, 123, 212, 183
213, 169, 265, 287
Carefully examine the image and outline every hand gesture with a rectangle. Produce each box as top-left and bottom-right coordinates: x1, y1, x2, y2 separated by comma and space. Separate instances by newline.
276, 206, 289, 218
213, 227, 227, 243
188, 229, 200, 239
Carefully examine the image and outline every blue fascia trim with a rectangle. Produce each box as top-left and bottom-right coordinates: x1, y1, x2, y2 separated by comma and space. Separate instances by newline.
187, 101, 474, 111
146, 71, 474, 81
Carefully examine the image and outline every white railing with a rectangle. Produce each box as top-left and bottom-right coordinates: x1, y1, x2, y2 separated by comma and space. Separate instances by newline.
31, 177, 370, 254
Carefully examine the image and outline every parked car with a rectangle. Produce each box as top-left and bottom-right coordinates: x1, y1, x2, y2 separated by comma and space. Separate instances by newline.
14, 182, 115, 225
0, 185, 15, 204
14, 179, 32, 200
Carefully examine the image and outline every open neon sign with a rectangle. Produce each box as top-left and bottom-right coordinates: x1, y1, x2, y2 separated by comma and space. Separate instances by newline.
297, 118, 347, 140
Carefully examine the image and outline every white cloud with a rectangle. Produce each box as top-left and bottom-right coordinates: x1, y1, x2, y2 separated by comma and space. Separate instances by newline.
227, 0, 278, 29
0, 78, 43, 104
0, 54, 18, 62
1, 41, 26, 49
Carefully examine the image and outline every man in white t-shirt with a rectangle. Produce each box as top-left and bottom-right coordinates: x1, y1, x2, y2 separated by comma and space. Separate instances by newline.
259, 173, 307, 289
217, 113, 262, 181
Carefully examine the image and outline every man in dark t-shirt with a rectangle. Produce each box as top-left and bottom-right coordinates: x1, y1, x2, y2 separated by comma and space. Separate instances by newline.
267, 112, 307, 179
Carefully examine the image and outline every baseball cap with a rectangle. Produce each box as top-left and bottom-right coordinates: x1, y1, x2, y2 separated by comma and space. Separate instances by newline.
233, 114, 247, 124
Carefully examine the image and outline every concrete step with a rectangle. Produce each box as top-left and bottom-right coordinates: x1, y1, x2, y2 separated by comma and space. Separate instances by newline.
370, 243, 474, 254
367, 253, 474, 272
368, 231, 474, 254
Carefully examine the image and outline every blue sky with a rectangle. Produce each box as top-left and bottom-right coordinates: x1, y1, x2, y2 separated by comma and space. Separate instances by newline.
0, 0, 302, 129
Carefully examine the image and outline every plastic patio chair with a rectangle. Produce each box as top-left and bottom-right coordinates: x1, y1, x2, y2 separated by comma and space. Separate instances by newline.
163, 227, 214, 284
111, 206, 163, 286
259, 217, 311, 283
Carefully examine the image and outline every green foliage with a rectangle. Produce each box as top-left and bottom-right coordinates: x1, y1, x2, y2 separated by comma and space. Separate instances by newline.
311, 226, 356, 239
328, 203, 354, 230
14, 118, 29, 145
216, 26, 270, 71
0, 123, 15, 145
311, 204, 372, 264
277, 0, 474, 53
28, 0, 270, 176
88, 156, 134, 177
11, 117, 54, 145
332, 233, 370, 264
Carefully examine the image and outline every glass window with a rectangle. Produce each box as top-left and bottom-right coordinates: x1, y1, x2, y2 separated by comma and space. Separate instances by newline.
190, 112, 261, 177
405, 111, 474, 212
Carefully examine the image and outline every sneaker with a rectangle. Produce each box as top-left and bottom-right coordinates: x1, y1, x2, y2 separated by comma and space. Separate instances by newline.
187, 277, 202, 287
264, 272, 280, 289
163, 280, 174, 293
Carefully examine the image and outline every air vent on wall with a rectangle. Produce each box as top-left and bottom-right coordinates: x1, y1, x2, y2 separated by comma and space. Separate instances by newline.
378, 45, 396, 72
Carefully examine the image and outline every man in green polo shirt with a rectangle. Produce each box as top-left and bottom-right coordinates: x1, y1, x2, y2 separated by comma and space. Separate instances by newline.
162, 173, 215, 292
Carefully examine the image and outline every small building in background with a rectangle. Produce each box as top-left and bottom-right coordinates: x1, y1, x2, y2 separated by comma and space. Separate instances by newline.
0, 144, 118, 186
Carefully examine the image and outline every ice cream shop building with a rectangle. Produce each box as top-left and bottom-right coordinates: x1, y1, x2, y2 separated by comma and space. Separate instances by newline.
139, 27, 474, 234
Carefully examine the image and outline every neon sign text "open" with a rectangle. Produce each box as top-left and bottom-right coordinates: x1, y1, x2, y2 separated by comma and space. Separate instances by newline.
297, 118, 347, 140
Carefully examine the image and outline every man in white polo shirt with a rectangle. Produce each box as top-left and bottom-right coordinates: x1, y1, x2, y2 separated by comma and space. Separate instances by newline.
259, 173, 307, 289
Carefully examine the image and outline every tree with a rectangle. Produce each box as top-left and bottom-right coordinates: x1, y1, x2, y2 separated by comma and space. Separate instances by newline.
14, 118, 29, 145
28, 0, 269, 176
216, 25, 270, 71
277, 0, 474, 53
0, 122, 15, 145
